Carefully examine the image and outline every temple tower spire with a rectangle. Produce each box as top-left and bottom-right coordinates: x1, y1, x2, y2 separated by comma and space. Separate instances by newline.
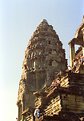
17, 19, 67, 121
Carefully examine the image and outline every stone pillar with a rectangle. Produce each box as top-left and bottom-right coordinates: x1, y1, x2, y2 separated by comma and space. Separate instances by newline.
69, 42, 75, 67
17, 102, 22, 121
82, 28, 84, 56
17, 105, 20, 121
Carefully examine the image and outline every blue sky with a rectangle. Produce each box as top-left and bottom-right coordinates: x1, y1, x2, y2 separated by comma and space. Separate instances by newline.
0, 0, 84, 121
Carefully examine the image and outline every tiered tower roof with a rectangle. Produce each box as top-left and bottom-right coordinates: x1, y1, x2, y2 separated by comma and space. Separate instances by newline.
17, 19, 67, 121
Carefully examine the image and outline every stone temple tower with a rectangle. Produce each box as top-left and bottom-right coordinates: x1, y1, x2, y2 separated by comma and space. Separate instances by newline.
17, 19, 67, 121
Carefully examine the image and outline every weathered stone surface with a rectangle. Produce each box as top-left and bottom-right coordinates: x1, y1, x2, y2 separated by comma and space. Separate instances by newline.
17, 19, 67, 121
17, 17, 84, 121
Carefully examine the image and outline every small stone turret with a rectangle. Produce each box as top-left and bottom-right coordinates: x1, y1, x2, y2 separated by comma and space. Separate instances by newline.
17, 19, 67, 121
69, 16, 84, 68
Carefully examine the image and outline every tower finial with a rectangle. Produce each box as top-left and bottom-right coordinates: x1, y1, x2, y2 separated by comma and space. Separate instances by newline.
40, 19, 48, 24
